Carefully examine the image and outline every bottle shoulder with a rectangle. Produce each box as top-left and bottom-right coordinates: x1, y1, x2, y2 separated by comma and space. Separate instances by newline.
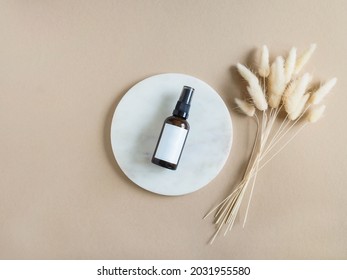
165, 116, 190, 129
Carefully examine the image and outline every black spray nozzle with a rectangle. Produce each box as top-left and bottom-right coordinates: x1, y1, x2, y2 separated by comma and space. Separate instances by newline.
173, 86, 194, 119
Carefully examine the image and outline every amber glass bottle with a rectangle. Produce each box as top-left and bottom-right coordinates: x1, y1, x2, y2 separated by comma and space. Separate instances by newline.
152, 86, 194, 170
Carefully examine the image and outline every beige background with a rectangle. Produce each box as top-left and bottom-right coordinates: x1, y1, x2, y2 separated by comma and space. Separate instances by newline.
1, 0, 346, 259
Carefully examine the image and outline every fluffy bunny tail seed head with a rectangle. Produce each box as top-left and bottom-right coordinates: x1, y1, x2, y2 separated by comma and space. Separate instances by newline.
307, 104, 326, 123
292, 73, 312, 99
247, 84, 268, 111
284, 73, 312, 114
268, 56, 286, 97
310, 77, 337, 105
237, 63, 268, 111
294, 44, 317, 75
237, 63, 258, 84
268, 92, 282, 108
283, 79, 297, 114
235, 98, 256, 117
288, 93, 310, 120
258, 45, 270, 78
284, 47, 297, 84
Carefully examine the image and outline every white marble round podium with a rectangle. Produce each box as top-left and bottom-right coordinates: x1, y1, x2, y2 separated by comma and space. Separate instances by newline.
110, 73, 232, 196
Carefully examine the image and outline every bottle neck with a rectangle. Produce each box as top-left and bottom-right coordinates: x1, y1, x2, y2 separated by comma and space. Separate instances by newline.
172, 101, 190, 119
172, 112, 187, 120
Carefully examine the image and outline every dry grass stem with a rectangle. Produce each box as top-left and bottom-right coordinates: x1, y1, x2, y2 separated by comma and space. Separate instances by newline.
205, 44, 336, 244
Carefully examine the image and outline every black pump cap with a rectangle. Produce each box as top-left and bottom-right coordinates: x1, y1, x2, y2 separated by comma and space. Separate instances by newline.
173, 86, 194, 119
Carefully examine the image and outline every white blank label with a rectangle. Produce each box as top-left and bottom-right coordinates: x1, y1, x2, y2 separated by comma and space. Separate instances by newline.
155, 123, 188, 164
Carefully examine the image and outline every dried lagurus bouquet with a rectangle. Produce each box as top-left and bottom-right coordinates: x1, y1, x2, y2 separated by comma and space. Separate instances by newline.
204, 44, 337, 244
